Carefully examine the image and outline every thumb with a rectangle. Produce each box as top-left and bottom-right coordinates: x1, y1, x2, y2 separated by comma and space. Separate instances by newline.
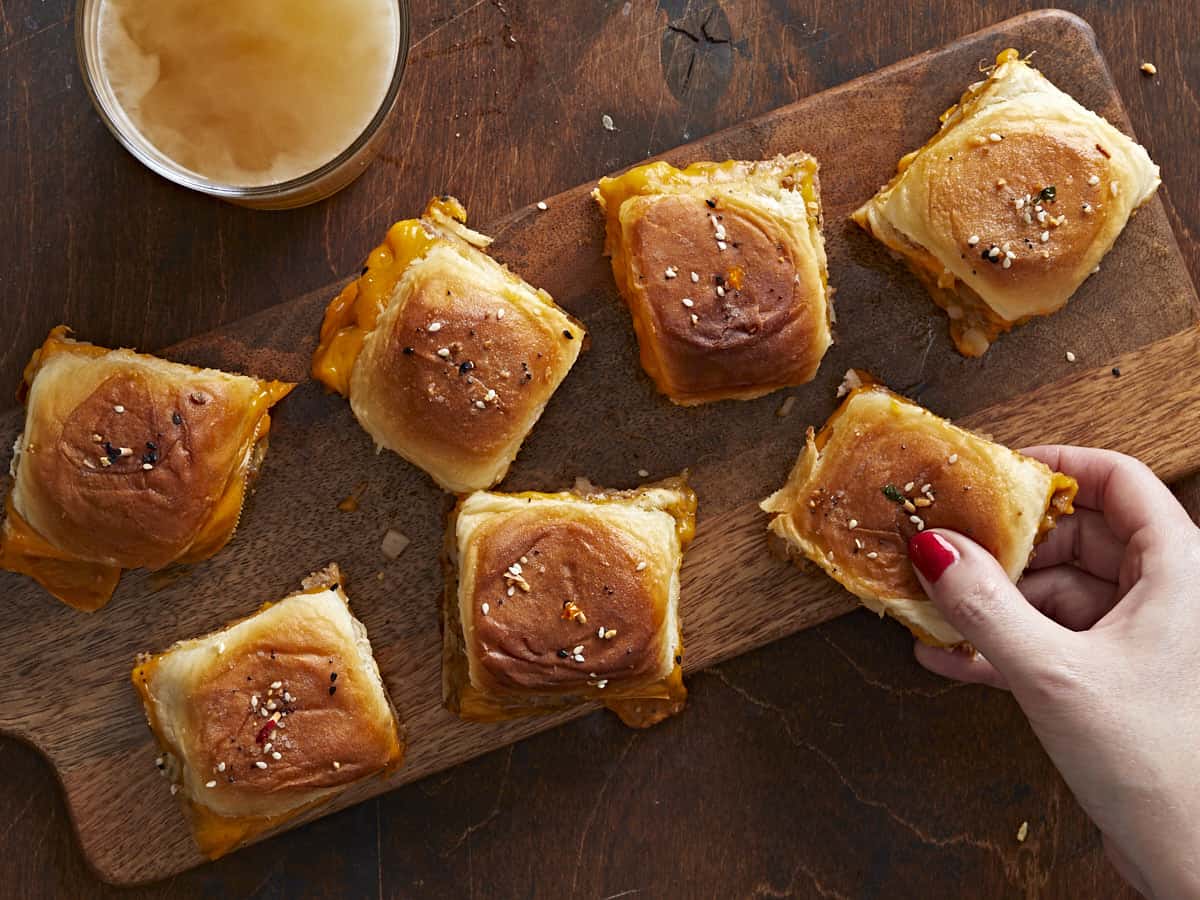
908, 529, 1065, 676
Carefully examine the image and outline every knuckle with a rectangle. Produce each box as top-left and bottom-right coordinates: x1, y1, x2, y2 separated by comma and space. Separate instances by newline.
943, 578, 1008, 634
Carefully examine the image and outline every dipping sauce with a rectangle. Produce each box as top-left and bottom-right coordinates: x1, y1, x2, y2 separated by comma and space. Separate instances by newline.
96, 0, 401, 187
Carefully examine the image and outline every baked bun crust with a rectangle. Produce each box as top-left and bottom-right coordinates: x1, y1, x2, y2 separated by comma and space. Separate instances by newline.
132, 564, 404, 859
595, 154, 833, 404
853, 49, 1160, 356
312, 197, 584, 493
443, 476, 696, 728
1, 327, 293, 611
760, 375, 1077, 646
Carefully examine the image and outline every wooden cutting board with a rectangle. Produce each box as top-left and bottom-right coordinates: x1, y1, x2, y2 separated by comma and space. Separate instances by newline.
0, 10, 1196, 885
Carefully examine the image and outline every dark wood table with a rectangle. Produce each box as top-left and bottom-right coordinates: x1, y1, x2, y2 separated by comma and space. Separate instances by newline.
2, 1, 1196, 895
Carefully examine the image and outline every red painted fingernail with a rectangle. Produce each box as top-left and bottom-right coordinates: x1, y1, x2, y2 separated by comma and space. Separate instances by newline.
908, 531, 959, 583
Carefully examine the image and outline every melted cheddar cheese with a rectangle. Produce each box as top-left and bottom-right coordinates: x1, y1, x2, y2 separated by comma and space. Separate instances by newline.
311, 197, 470, 395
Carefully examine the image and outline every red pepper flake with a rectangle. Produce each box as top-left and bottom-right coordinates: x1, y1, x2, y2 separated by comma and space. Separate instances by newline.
255, 720, 277, 744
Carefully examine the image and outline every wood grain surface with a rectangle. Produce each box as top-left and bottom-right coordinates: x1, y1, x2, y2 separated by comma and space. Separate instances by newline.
2, 1, 1198, 897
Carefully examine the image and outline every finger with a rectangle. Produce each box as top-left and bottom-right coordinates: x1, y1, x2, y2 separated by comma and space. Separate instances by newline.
1102, 835, 1152, 899
1018, 566, 1119, 631
1027, 507, 1123, 582
914, 642, 1010, 690
908, 529, 1070, 677
1021, 445, 1190, 540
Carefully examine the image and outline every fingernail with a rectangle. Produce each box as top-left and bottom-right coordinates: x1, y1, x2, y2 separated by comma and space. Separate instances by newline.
908, 531, 959, 583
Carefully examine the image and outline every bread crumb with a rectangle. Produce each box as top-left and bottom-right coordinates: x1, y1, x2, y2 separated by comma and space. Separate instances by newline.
1140, 62, 1157, 76
381, 528, 410, 559
1016, 821, 1029, 842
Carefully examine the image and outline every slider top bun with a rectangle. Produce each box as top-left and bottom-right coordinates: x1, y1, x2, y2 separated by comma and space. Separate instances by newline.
594, 153, 832, 405
443, 477, 695, 728
761, 374, 1077, 647
132, 564, 403, 859
311, 197, 584, 493
853, 48, 1160, 356
1, 326, 293, 611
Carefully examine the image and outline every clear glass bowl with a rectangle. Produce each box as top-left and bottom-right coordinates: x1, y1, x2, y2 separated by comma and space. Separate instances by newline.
74, 0, 410, 209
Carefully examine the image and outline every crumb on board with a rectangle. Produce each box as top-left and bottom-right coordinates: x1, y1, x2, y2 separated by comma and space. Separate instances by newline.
1017, 821, 1029, 842
381, 528, 410, 559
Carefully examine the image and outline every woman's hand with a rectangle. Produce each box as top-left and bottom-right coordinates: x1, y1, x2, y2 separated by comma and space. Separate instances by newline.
907, 446, 1200, 899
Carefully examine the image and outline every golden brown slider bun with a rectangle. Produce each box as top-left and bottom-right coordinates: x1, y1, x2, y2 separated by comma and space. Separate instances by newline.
312, 197, 585, 493
852, 48, 1160, 356
132, 564, 404, 859
443, 476, 696, 728
1, 327, 293, 611
594, 154, 833, 404
760, 374, 1077, 646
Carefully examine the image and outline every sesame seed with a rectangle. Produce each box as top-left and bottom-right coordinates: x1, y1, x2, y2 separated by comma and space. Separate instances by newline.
690, 271, 699, 282
665, 266, 678, 279
848, 519, 858, 529
1088, 174, 1100, 186
867, 552, 879, 559
967, 235, 980, 246
573, 644, 584, 654
635, 561, 647, 571
903, 482, 915, 492
333, 761, 342, 770
716, 240, 727, 251
475, 400, 486, 409
1002, 257, 1012, 269
605, 629, 617, 639
217, 762, 226, 772
1066, 351, 1076, 362
598, 626, 605, 638
114, 404, 125, 413
948, 454, 958, 464
690, 314, 699, 325
437, 348, 451, 358
602, 113, 615, 131
988, 246, 1001, 259
206, 780, 217, 788
255, 761, 268, 769
270, 681, 282, 689
637, 468, 649, 477
428, 321, 443, 332
496, 309, 505, 320
272, 752, 282, 760
1040, 230, 1050, 242
251, 696, 259, 709
1110, 181, 1120, 197
988, 132, 1002, 142
1006, 250, 1016, 259
574, 654, 585, 663
482, 602, 490, 616
1015, 197, 1025, 210
484, 388, 497, 401
854, 538, 864, 550
681, 298, 694, 308
536, 201, 548, 210
909, 515, 922, 525
921, 484, 931, 493
142, 462, 153, 470
716, 285, 726, 297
